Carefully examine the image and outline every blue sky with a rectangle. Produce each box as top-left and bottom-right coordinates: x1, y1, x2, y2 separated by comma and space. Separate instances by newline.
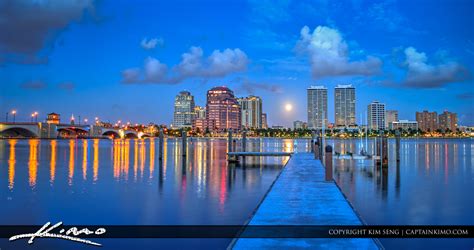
1, 0, 473, 127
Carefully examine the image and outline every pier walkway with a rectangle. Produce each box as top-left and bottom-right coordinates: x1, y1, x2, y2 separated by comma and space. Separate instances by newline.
232, 153, 379, 249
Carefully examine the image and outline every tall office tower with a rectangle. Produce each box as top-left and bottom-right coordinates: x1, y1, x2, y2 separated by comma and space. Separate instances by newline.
385, 110, 399, 128
367, 101, 386, 130
261, 113, 268, 129
334, 84, 356, 127
438, 111, 457, 131
238, 95, 263, 129
416, 110, 438, 132
205, 86, 241, 131
172, 91, 195, 128
307, 86, 328, 129
194, 106, 206, 119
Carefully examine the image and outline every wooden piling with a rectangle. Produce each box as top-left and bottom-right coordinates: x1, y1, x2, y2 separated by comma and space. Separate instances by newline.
181, 130, 187, 157
325, 145, 333, 181
158, 128, 164, 160
242, 131, 247, 152
395, 130, 401, 162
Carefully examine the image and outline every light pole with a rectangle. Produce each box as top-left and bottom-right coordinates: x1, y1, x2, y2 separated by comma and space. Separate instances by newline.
12, 110, 16, 123
34, 112, 38, 122
5, 112, 8, 122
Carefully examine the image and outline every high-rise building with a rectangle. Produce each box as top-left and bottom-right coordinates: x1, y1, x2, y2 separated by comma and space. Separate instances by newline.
194, 106, 206, 119
172, 91, 195, 128
238, 95, 262, 129
385, 110, 398, 129
438, 111, 457, 131
205, 86, 241, 131
307, 86, 328, 129
367, 101, 385, 130
334, 84, 356, 127
261, 113, 268, 129
416, 110, 438, 132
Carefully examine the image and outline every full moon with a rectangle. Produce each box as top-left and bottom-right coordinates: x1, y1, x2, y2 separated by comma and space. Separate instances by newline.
285, 103, 293, 112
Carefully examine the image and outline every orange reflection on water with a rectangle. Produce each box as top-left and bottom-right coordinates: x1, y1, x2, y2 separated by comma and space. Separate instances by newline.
8, 139, 17, 190
113, 140, 120, 179
68, 140, 75, 186
134, 139, 138, 181
82, 140, 88, 180
140, 140, 145, 179
123, 140, 130, 181
149, 139, 155, 179
50, 140, 57, 185
93, 139, 99, 182
28, 139, 39, 188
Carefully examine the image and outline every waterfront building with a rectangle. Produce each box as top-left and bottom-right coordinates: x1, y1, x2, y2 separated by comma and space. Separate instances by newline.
293, 120, 308, 130
46, 113, 60, 124
438, 111, 458, 131
271, 125, 285, 130
416, 110, 438, 132
334, 84, 356, 127
205, 86, 241, 131
261, 113, 268, 129
307, 86, 328, 129
385, 110, 398, 128
194, 106, 206, 119
238, 95, 262, 129
390, 120, 418, 130
367, 101, 385, 130
172, 91, 195, 128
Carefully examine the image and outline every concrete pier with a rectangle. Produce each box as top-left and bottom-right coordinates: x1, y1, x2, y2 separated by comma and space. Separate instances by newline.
232, 153, 379, 249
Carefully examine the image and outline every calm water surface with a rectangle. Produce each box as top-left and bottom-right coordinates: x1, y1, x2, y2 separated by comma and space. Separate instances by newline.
0, 138, 292, 249
1, 138, 473, 250
328, 138, 474, 250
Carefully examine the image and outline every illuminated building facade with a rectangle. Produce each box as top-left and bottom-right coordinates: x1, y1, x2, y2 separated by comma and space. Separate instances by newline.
205, 86, 241, 131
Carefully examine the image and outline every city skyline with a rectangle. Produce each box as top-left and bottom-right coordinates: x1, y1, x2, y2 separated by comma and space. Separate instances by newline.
1, 1, 473, 127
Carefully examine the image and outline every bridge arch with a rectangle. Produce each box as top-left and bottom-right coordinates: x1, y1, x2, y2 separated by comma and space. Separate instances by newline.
0, 127, 38, 138
103, 130, 120, 139
125, 132, 138, 139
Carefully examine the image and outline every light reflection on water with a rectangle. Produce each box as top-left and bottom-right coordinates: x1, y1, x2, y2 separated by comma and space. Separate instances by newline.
1, 138, 472, 249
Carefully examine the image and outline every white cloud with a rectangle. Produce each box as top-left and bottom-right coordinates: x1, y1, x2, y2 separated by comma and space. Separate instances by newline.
140, 37, 164, 50
122, 47, 248, 84
398, 47, 469, 88
296, 25, 382, 78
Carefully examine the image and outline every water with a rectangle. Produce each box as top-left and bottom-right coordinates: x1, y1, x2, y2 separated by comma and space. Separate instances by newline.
1, 138, 473, 249
328, 138, 474, 249
0, 138, 291, 249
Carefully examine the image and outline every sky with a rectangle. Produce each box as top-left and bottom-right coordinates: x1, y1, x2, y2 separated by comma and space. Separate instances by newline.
1, 0, 473, 127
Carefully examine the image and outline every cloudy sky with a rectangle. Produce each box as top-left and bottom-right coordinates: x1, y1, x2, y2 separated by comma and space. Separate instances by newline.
1, 0, 473, 126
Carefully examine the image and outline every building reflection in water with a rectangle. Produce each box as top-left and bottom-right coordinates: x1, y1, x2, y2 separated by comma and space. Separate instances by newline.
82, 140, 88, 180
149, 139, 155, 180
8, 139, 17, 190
68, 140, 75, 186
50, 140, 57, 185
93, 139, 99, 182
29, 139, 39, 188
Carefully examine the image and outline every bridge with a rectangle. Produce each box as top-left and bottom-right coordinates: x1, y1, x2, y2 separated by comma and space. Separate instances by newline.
0, 122, 149, 139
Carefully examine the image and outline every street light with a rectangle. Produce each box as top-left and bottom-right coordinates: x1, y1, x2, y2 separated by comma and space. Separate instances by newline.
11, 110, 16, 123
34, 112, 38, 122
84, 118, 88, 124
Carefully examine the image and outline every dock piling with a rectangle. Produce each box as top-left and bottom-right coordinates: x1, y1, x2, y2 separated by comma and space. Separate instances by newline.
228, 129, 233, 153
158, 128, 164, 160
395, 130, 401, 162
325, 145, 333, 181
181, 130, 187, 157
242, 131, 247, 152
314, 140, 320, 159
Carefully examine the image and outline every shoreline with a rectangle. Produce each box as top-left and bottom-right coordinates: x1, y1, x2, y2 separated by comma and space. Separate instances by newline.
1, 136, 472, 140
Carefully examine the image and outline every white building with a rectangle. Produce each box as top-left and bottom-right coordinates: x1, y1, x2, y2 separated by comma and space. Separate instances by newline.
390, 120, 418, 130
367, 101, 385, 130
172, 91, 195, 128
307, 86, 327, 129
334, 84, 356, 127
238, 95, 263, 129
